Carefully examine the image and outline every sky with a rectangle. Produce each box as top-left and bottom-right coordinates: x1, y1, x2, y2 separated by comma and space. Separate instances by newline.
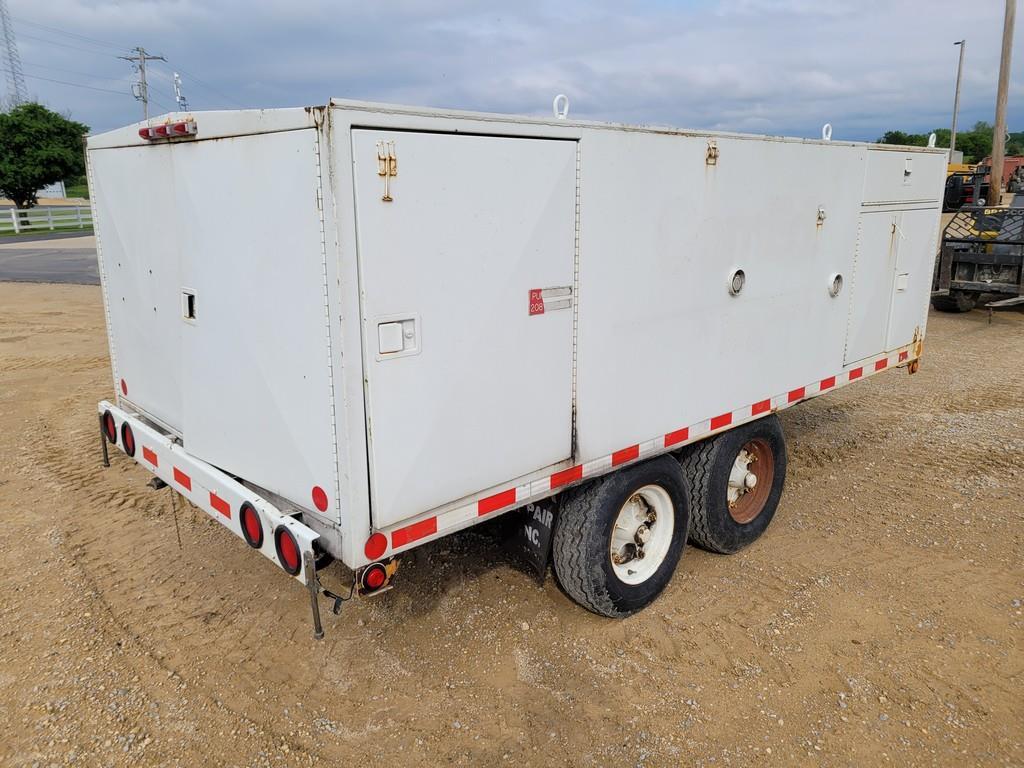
3, 0, 1022, 142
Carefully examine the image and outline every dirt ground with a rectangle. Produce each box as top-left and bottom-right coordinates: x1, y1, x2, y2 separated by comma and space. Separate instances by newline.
0, 282, 1021, 767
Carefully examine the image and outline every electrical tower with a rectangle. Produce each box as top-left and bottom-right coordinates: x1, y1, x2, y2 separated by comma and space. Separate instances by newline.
0, 0, 28, 107
173, 72, 188, 111
119, 46, 166, 120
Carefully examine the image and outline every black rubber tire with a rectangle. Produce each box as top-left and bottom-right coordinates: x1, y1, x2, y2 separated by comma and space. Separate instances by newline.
930, 291, 977, 313
678, 415, 787, 555
551, 456, 690, 618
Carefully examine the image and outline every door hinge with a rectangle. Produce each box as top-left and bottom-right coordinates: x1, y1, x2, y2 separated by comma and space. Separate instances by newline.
376, 140, 397, 202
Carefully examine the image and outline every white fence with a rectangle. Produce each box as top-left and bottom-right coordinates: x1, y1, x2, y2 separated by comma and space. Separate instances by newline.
1, 206, 93, 234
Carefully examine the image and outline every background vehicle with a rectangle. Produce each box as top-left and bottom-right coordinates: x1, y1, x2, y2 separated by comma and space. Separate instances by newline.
933, 206, 1024, 312
87, 100, 945, 634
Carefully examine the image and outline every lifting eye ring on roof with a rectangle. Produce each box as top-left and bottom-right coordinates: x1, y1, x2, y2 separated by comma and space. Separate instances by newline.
552, 94, 570, 120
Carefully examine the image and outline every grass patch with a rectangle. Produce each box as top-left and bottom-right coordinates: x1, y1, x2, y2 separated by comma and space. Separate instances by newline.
65, 183, 89, 199
0, 225, 93, 239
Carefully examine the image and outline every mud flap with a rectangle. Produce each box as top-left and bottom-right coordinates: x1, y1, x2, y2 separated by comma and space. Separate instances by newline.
502, 498, 557, 581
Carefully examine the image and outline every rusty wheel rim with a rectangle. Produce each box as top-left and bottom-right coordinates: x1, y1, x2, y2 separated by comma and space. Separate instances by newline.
727, 438, 774, 524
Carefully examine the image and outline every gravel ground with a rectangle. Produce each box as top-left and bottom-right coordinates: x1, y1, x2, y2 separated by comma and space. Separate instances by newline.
0, 282, 1021, 767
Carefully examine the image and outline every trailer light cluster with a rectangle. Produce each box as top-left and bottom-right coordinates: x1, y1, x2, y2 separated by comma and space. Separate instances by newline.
364, 532, 388, 560
361, 563, 388, 592
138, 120, 197, 141
120, 422, 136, 457
275, 526, 302, 576
102, 410, 117, 444
239, 502, 264, 548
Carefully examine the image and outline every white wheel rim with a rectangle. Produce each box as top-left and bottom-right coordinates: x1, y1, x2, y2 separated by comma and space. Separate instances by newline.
727, 448, 757, 506
609, 484, 675, 585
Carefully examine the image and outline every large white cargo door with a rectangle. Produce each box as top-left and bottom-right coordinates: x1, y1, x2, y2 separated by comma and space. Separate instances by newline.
352, 130, 576, 529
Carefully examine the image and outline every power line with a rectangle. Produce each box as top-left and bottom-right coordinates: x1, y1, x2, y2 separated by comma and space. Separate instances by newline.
172, 65, 245, 108
17, 30, 122, 56
23, 59, 129, 84
11, 15, 126, 50
0, 65, 128, 95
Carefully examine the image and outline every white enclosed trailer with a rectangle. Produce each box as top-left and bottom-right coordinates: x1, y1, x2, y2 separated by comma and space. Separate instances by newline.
88, 100, 945, 632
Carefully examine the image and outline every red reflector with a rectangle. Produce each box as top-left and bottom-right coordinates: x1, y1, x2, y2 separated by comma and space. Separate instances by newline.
173, 467, 191, 491
209, 492, 231, 519
550, 464, 582, 488
849, 367, 863, 380
710, 412, 732, 430
240, 503, 263, 548
102, 411, 117, 443
362, 564, 387, 591
751, 398, 772, 416
364, 532, 388, 560
142, 445, 158, 467
875, 358, 888, 371
478, 488, 516, 516
664, 427, 689, 447
787, 387, 805, 403
120, 378, 128, 396
311, 485, 329, 512
120, 422, 136, 457
612, 444, 640, 467
820, 376, 836, 390
391, 517, 437, 548
275, 526, 301, 575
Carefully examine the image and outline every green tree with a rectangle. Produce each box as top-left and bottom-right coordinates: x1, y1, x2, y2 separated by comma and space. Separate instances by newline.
0, 103, 89, 211
877, 122, 996, 163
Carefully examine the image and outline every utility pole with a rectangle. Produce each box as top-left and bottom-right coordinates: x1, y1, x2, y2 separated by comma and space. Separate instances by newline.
119, 46, 166, 121
0, 0, 28, 107
173, 72, 188, 111
950, 40, 966, 155
991, 0, 1015, 202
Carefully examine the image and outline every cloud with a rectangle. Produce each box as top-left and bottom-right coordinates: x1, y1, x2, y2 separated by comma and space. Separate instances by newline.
6, 0, 1022, 142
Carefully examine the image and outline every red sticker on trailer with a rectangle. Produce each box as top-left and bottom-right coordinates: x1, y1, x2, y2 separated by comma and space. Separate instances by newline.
209, 492, 231, 519
528, 289, 545, 316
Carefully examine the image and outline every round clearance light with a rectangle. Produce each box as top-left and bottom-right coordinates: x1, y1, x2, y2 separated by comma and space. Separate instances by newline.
728, 269, 746, 296
102, 411, 117, 444
362, 563, 388, 592
828, 273, 844, 298
364, 532, 388, 561
275, 526, 302, 576
240, 503, 264, 549
120, 422, 136, 457
311, 485, 328, 512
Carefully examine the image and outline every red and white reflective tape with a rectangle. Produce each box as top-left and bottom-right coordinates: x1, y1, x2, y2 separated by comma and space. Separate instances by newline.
380, 344, 920, 555
97, 401, 319, 583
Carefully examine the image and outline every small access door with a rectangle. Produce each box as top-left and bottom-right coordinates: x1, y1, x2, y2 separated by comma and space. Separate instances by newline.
845, 207, 938, 364
352, 130, 577, 529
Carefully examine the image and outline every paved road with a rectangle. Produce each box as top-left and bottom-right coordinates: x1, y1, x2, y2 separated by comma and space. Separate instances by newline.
0, 245, 99, 285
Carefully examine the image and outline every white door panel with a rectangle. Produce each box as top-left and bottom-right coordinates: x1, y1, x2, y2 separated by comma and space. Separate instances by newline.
845, 212, 898, 364
887, 208, 938, 350
352, 130, 576, 528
